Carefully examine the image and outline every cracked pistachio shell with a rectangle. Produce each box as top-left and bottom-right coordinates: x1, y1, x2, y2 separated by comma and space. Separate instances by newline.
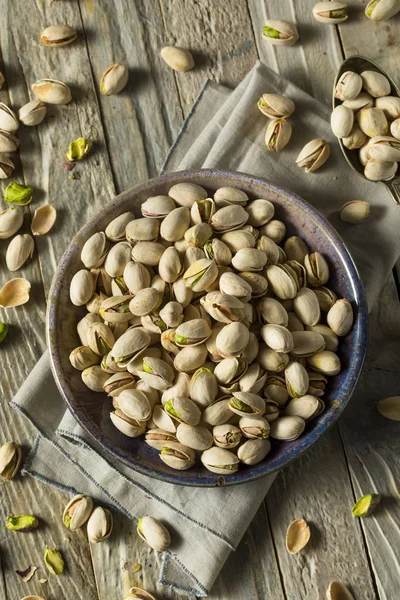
257, 346, 289, 372
5, 234, 34, 271
213, 424, 242, 449
104, 241, 132, 277
124, 262, 151, 295
358, 107, 388, 137
331, 105, 354, 138
365, 0, 400, 20
63, 494, 93, 530
81, 232, 110, 269
159, 441, 195, 470
375, 95, 400, 119
265, 265, 297, 300
368, 135, 400, 162
307, 371, 328, 397
175, 318, 212, 347
342, 124, 367, 150
203, 397, 232, 426
304, 252, 329, 287
214, 186, 248, 207
286, 394, 324, 421
256, 236, 280, 265
211, 204, 249, 232
269, 415, 305, 440
219, 272, 252, 302
235, 272, 268, 298
141, 195, 176, 218
0, 441, 21, 481
70, 269, 95, 306
327, 299, 353, 336
176, 423, 213, 451
257, 93, 295, 119
312, 2, 348, 24
159, 301, 184, 328
159, 206, 190, 241
31, 204, 57, 236
390, 118, 400, 140
110, 409, 146, 437
183, 258, 218, 292
152, 405, 177, 433
69, 345, 101, 370
190, 197, 216, 224
117, 389, 152, 421
18, 100, 47, 126
0, 129, 19, 152
221, 229, 256, 252
259, 219, 286, 244
174, 344, 208, 373
100, 295, 133, 323
307, 324, 338, 352
161, 372, 190, 405
262, 20, 299, 46
110, 327, 151, 366
203, 238, 232, 266
137, 516, 171, 552
293, 288, 320, 326
44, 547, 64, 574
326, 581, 355, 600
168, 182, 207, 209
189, 367, 218, 407
313, 286, 337, 312
160, 46, 194, 72
138, 356, 174, 390
296, 138, 331, 172
100, 64, 128, 95
307, 350, 341, 375
361, 70, 391, 98
102, 350, 126, 373
184, 222, 213, 247
183, 246, 206, 270
41, 24, 77, 46
164, 396, 201, 426
0, 103, 18, 132
201, 291, 245, 323
231, 248, 267, 272
261, 324, 293, 353
286, 519, 311, 554
0, 153, 15, 179
77, 313, 101, 347
265, 118, 292, 151
237, 438, 271, 465
291, 330, 325, 357
82, 365, 110, 392
105, 212, 135, 241
264, 375, 289, 405
0, 208, 24, 240
228, 391, 265, 417
285, 362, 309, 398
239, 362, 267, 394
216, 322, 250, 358
364, 158, 396, 181
103, 372, 135, 397
32, 79, 72, 104
239, 415, 270, 439
158, 246, 183, 283
334, 71, 363, 101
145, 429, 177, 450
201, 446, 239, 474
87, 506, 113, 543
214, 357, 248, 388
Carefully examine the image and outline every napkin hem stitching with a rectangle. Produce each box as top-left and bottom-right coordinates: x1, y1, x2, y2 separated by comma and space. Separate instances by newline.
160, 551, 208, 597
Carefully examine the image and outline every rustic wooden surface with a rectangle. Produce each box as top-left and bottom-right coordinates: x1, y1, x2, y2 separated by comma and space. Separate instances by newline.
0, 0, 399, 599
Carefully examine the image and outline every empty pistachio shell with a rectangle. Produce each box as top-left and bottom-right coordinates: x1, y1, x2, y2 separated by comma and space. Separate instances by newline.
0, 129, 19, 152
0, 153, 15, 179
0, 441, 21, 481
307, 350, 341, 375
364, 158, 396, 181
265, 118, 292, 152
0, 278, 31, 308
331, 105, 354, 138
18, 100, 47, 126
41, 24, 77, 46
326, 581, 355, 600
377, 396, 400, 421
269, 415, 305, 440
32, 78, 72, 104
87, 506, 113, 543
286, 519, 311, 554
296, 138, 331, 173
63, 494, 93, 530
5, 234, 34, 271
0, 103, 19, 132
358, 107, 388, 138
352, 493, 381, 517
262, 20, 299, 46
159, 441, 195, 470
105, 212, 135, 241
137, 516, 171, 552
160, 46, 194, 72
312, 1, 348, 23
31, 204, 57, 235
335, 71, 363, 101
368, 135, 400, 162
201, 446, 240, 474
100, 64, 129, 95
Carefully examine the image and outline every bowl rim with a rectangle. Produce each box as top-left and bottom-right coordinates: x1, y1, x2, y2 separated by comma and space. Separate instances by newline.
47, 168, 368, 487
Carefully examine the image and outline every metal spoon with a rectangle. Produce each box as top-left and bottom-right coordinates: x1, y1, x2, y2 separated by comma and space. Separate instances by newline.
333, 55, 400, 205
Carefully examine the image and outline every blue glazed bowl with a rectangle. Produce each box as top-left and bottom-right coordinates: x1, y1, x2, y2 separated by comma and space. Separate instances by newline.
47, 169, 368, 487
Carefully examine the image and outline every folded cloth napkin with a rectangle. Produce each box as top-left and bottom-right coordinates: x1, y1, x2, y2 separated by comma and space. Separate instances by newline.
12, 61, 400, 597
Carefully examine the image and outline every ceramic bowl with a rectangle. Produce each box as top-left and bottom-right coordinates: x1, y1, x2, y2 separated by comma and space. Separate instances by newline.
47, 169, 368, 487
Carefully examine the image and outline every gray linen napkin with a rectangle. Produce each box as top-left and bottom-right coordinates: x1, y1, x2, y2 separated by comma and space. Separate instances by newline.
12, 61, 400, 597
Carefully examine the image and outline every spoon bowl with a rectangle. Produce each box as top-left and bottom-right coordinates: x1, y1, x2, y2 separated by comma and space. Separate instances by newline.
333, 55, 400, 205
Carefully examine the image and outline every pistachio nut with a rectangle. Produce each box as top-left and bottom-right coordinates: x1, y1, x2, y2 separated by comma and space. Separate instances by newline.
269, 415, 305, 440
231, 248, 267, 272
0, 154, 15, 179
261, 20, 299, 46
291, 330, 325, 358
264, 375, 289, 405
141, 195, 176, 218
183, 223, 212, 248
287, 312, 305, 332
32, 78, 72, 104
87, 506, 113, 543
126, 217, 159, 242
242, 331, 259, 364
313, 286, 337, 311
285, 362, 309, 398
183, 258, 218, 292
213, 186, 248, 207
261, 324, 294, 353
174, 344, 208, 373
203, 447, 241, 477
202, 397, 232, 426
100, 64, 129, 95
0, 129, 19, 152
110, 409, 146, 437
145, 429, 177, 450
216, 322, 250, 358
237, 272, 267, 298
0, 441, 21, 481
0, 103, 19, 132
243, 201, 274, 231
352, 493, 381, 518
81, 232, 110, 269
164, 396, 201, 426
200, 291, 246, 326
342, 124, 367, 150
157, 206, 189, 242
285, 394, 325, 421
239, 415, 270, 439
82, 365, 110, 392
312, 2, 348, 23
159, 441, 195, 470
5, 182, 33, 206
18, 100, 47, 126
265, 118, 292, 152
331, 105, 354, 138
342, 200, 371, 223
358, 107, 388, 137
111, 327, 151, 367
258, 93, 295, 120
203, 238, 232, 266
361, 70, 391, 98
256, 235, 280, 264
158, 246, 183, 283
5, 233, 34, 271
390, 118, 400, 140
214, 356, 248, 390
105, 212, 135, 241
296, 138, 331, 173
122, 263, 150, 296
343, 91, 374, 112
237, 438, 271, 465
69, 269, 95, 306
221, 229, 256, 252
293, 288, 321, 327
304, 252, 329, 287
41, 24, 77, 46
129, 287, 161, 317
101, 350, 126, 373
375, 96, 400, 120
6, 514, 39, 532
44, 546, 64, 574
103, 372, 135, 396
66, 137, 92, 162
69, 345, 101, 370
368, 135, 400, 162
138, 356, 174, 391
307, 350, 341, 375
364, 158, 397, 181
63, 494, 93, 530
219, 271, 252, 302
0, 277, 31, 308
176, 423, 213, 451
77, 313, 101, 346
124, 587, 157, 600
264, 265, 295, 300
213, 424, 242, 449
187, 367, 218, 408
327, 298, 353, 336
283, 237, 308, 265
137, 516, 171, 552
259, 219, 286, 243
307, 324, 339, 352
228, 391, 265, 417
239, 362, 267, 394
167, 183, 207, 209
307, 371, 328, 397
334, 71, 363, 101
117, 389, 152, 421
190, 197, 216, 224
257, 346, 289, 372
365, 0, 400, 20
104, 241, 132, 277
160, 46, 194, 72
159, 301, 184, 328
211, 204, 249, 232
151, 405, 177, 433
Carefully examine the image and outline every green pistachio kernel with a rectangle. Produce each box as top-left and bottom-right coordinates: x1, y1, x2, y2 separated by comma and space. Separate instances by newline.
66, 137, 92, 162
262, 26, 280, 39
6, 514, 39, 532
229, 398, 252, 413
44, 546, 64, 575
165, 400, 180, 420
352, 493, 381, 518
142, 361, 152, 374
5, 182, 33, 206
331, 8, 347, 18
0, 322, 8, 343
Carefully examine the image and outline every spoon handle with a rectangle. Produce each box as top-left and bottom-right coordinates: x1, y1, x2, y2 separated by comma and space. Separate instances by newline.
384, 179, 400, 205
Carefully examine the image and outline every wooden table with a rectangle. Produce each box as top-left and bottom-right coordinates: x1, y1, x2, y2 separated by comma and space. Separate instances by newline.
1, 1, 399, 598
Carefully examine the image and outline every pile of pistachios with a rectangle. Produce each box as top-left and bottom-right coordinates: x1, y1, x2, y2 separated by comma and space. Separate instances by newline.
332, 69, 400, 181
67, 182, 354, 475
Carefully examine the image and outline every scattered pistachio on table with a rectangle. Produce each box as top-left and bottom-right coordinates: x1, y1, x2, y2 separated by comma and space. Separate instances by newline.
312, 2, 349, 24
18, 100, 47, 126
365, 0, 400, 21
352, 493, 381, 517
87, 506, 113, 543
0, 441, 21, 479
100, 64, 129, 95
66, 137, 92, 162
6, 234, 35, 271
6, 514, 39, 532
262, 19, 299, 46
4, 182, 33, 206
160, 46, 194, 72
377, 395, 400, 420
44, 546, 64, 575
0, 102, 19, 132
137, 516, 171, 552
41, 24, 77, 47
0, 278, 31, 308
63, 494, 94, 530
326, 581, 355, 600
285, 518, 311, 554
32, 78, 72, 104
124, 588, 157, 600
0, 129, 20, 152
341, 199, 371, 225
31, 204, 57, 236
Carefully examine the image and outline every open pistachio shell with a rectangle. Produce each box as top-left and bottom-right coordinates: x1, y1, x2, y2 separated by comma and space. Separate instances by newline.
159, 441, 195, 470
286, 519, 311, 554
31, 204, 57, 235
326, 581, 355, 600
262, 20, 299, 47
200, 446, 240, 474
0, 277, 31, 307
